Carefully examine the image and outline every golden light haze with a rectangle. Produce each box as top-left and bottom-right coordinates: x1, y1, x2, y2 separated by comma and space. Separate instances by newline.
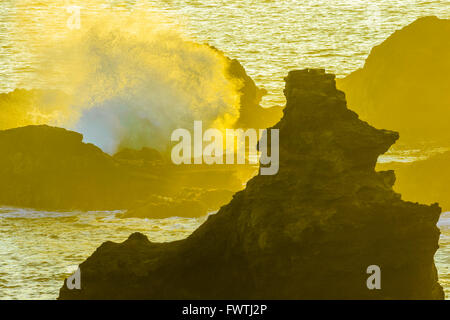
4, 0, 242, 153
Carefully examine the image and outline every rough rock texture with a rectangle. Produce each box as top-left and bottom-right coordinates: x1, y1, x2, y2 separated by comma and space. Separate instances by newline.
122, 188, 234, 219
59, 69, 443, 299
337, 16, 450, 145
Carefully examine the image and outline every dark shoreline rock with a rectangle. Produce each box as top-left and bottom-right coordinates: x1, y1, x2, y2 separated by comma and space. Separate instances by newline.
58, 69, 444, 299
0, 125, 249, 215
0, 48, 274, 215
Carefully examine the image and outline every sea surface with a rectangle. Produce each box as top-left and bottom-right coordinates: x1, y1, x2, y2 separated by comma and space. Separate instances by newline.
0, 207, 209, 299
1, 0, 449, 106
0, 0, 449, 299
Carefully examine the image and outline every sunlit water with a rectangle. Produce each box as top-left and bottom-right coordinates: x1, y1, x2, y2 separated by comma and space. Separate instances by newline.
0, 0, 449, 299
0, 207, 208, 299
1, 1, 449, 106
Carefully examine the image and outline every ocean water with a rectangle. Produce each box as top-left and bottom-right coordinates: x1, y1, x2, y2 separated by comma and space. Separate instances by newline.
0, 207, 208, 299
1, 0, 449, 106
0, 0, 449, 299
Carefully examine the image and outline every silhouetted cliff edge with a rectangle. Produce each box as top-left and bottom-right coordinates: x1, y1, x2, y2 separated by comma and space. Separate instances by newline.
58, 69, 443, 299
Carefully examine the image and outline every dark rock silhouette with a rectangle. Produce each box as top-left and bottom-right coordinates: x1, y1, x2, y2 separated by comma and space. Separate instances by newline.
58, 69, 443, 299
337, 16, 450, 145
377, 151, 450, 211
0, 125, 164, 210
0, 125, 244, 215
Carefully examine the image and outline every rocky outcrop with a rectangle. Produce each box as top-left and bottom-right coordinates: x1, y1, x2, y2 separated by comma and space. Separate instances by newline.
58, 69, 443, 299
0, 125, 244, 214
226, 57, 283, 129
337, 16, 450, 145
377, 151, 450, 211
0, 125, 163, 210
208, 45, 283, 129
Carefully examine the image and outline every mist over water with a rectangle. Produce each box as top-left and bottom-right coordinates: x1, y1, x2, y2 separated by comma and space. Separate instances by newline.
1, 0, 449, 107
64, 22, 240, 154
3, 3, 241, 153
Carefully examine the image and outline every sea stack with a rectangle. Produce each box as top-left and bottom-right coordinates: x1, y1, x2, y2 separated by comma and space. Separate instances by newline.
59, 69, 444, 299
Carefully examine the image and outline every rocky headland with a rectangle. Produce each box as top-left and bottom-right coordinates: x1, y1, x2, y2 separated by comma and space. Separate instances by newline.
58, 69, 444, 299
337, 16, 450, 145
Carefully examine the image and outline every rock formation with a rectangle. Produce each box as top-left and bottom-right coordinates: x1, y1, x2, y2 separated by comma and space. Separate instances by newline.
337, 16, 450, 145
226, 56, 283, 129
0, 125, 162, 210
58, 69, 444, 299
337, 16, 450, 215
0, 125, 245, 215
377, 151, 450, 211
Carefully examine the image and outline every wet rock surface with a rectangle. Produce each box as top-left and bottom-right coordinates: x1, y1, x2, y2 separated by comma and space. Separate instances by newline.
58, 69, 444, 299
